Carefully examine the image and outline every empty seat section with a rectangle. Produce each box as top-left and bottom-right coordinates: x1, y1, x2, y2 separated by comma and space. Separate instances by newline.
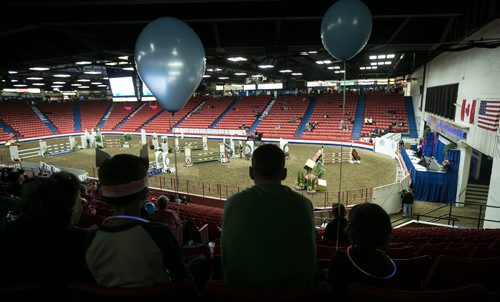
144, 97, 204, 133
179, 97, 233, 129
100, 102, 141, 131
119, 102, 163, 132
213, 95, 271, 130
256, 94, 310, 139
0, 102, 52, 138
0, 129, 14, 142
79, 100, 112, 131
361, 92, 408, 137
37, 102, 75, 134
301, 93, 358, 141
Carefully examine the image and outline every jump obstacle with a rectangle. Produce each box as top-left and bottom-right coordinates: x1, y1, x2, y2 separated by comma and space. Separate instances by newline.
184, 144, 228, 166
174, 136, 208, 153
312, 146, 361, 165
9, 137, 76, 161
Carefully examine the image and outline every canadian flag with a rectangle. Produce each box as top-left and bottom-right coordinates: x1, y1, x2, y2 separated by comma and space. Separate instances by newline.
460, 99, 476, 124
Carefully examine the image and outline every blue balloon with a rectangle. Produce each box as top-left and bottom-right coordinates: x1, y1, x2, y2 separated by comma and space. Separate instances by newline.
135, 17, 206, 113
321, 0, 373, 61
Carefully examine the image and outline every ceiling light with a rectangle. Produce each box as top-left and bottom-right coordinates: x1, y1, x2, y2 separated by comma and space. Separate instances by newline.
291, 72, 302, 76
323, 60, 332, 64
366, 67, 372, 70
76, 61, 92, 65
29, 67, 50, 71
371, 62, 377, 66
8, 71, 18, 74
234, 72, 247, 76
369, 55, 377, 60
103, 77, 109, 80
118, 61, 129, 65
71, 83, 82, 86
258, 65, 274, 69
377, 55, 386, 59
27, 77, 43, 80
218, 77, 229, 80
202, 75, 211, 78
251, 74, 262, 78
206, 68, 214, 72
360, 67, 366, 70
227, 57, 247, 62
377, 62, 384, 65
84, 71, 101, 75
385, 61, 391, 65
98, 85, 108, 87
279, 70, 292, 73
53, 74, 71, 78
334, 66, 341, 69
215, 68, 223, 71
77, 79, 90, 82
105, 62, 118, 66
118, 56, 129, 60
339, 70, 345, 73
32, 83, 45, 86
387, 54, 395, 59
51, 85, 63, 88
327, 67, 334, 70
334, 71, 340, 74
300, 52, 308, 56
78, 86, 90, 89
122, 67, 134, 71
315, 61, 324, 65
11, 79, 18, 82
53, 81, 66, 84
372, 66, 378, 69
13, 84, 27, 87
91, 82, 102, 85
307, 51, 317, 54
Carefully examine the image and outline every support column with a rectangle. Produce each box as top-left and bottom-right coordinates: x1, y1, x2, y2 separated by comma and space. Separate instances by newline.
484, 137, 500, 228
455, 144, 472, 207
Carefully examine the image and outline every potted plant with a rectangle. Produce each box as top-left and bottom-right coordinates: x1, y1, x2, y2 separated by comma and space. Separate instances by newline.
123, 133, 132, 148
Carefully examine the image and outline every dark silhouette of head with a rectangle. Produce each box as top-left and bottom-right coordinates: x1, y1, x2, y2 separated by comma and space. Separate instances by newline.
250, 144, 286, 183
346, 203, 392, 251
98, 154, 148, 207
157, 195, 169, 211
21, 171, 81, 227
332, 203, 346, 220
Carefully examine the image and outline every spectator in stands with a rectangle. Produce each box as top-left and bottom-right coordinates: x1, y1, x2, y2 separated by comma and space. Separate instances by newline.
0, 172, 86, 287
322, 203, 348, 245
328, 203, 395, 300
401, 188, 414, 218
151, 195, 182, 227
222, 144, 317, 289
82, 154, 194, 288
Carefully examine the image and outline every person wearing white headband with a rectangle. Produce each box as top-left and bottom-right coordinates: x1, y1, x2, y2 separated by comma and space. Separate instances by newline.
81, 153, 193, 288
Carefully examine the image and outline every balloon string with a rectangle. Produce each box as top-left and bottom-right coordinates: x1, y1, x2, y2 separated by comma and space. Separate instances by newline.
169, 115, 181, 203
336, 60, 346, 251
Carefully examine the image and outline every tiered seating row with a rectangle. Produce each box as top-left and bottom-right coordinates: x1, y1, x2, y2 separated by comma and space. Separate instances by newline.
255, 94, 310, 139
36, 102, 75, 134
179, 97, 233, 129
100, 102, 142, 131
361, 94, 408, 136
144, 97, 205, 133
79, 100, 112, 131
302, 93, 358, 141
213, 95, 271, 130
119, 102, 163, 132
0, 102, 52, 138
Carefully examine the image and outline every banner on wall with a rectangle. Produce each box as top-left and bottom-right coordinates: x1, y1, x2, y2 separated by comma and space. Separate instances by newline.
460, 99, 476, 124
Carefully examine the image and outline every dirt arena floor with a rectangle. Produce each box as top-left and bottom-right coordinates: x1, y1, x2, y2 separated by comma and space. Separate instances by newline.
1, 135, 484, 228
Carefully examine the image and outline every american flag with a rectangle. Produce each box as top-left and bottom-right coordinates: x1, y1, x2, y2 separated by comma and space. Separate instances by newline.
477, 100, 500, 132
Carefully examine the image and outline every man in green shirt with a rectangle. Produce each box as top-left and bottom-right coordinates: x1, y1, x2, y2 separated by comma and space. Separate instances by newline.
222, 144, 317, 289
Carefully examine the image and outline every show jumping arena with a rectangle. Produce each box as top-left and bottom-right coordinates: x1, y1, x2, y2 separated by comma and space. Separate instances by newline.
0, 135, 397, 208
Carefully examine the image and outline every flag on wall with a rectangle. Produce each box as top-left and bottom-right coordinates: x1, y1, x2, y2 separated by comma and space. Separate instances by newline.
477, 100, 500, 132
460, 99, 476, 124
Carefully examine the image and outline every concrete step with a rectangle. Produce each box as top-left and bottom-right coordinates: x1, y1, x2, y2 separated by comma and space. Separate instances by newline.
466, 192, 489, 198
465, 197, 487, 204
467, 183, 490, 189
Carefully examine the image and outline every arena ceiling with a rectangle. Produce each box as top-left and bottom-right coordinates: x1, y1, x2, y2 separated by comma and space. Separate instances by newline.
1, 0, 499, 91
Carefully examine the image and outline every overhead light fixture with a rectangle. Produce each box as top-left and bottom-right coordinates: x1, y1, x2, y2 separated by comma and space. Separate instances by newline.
387, 54, 395, 59
369, 55, 377, 60
122, 67, 134, 71
53, 81, 66, 84
27, 77, 43, 80
84, 71, 101, 75
215, 68, 223, 71
279, 70, 292, 73
251, 74, 262, 78
29, 67, 50, 71
227, 57, 247, 62
118, 61, 129, 65
98, 84, 108, 87
300, 52, 308, 56
103, 77, 109, 80
315, 61, 324, 65
334, 71, 340, 74
77, 79, 90, 82
53, 74, 71, 78
91, 82, 102, 85
377, 55, 386, 59
218, 76, 229, 80
234, 72, 247, 76
372, 66, 378, 69
360, 67, 366, 70
307, 51, 317, 54
202, 75, 211, 78
206, 68, 214, 72
258, 65, 274, 69
377, 62, 384, 65
385, 61, 391, 65
76, 61, 92, 65
339, 70, 345, 73
32, 83, 45, 86
327, 67, 334, 70
291, 72, 302, 76
371, 62, 377, 66
78, 86, 90, 89
105, 62, 118, 66
13, 84, 27, 87
8, 71, 18, 74
334, 66, 341, 69
366, 67, 372, 70
118, 56, 129, 60
11, 79, 18, 82
71, 83, 82, 86
323, 60, 332, 64
51, 85, 63, 88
